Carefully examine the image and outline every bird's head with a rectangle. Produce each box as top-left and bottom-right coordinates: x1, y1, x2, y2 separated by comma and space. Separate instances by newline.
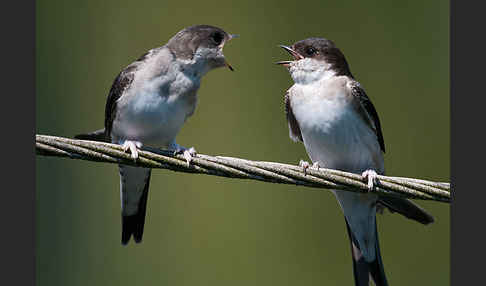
277, 37, 352, 84
167, 25, 237, 75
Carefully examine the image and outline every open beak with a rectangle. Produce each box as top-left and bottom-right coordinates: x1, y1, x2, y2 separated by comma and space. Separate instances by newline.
276, 45, 303, 67
225, 61, 234, 71
223, 34, 239, 71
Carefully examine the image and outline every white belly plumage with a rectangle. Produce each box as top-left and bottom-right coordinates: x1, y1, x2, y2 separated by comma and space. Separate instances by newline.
293, 94, 382, 174
112, 90, 197, 148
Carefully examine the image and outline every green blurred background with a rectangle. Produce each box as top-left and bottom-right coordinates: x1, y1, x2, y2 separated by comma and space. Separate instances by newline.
36, 0, 449, 285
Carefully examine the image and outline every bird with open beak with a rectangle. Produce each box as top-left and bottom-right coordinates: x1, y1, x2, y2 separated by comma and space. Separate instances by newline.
277, 38, 434, 286
75, 25, 237, 245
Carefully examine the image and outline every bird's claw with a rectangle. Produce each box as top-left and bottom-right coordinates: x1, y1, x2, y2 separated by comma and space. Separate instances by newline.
122, 140, 142, 161
173, 146, 197, 166
362, 169, 378, 192
299, 160, 319, 175
183, 147, 197, 166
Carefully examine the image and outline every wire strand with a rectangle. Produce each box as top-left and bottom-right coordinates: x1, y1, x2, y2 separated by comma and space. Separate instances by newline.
36, 134, 450, 203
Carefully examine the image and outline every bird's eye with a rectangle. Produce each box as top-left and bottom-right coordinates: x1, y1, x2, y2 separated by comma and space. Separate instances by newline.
211, 32, 224, 45
306, 47, 317, 56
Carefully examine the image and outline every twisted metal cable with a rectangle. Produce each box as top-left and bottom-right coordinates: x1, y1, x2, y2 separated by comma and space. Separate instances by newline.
36, 134, 451, 203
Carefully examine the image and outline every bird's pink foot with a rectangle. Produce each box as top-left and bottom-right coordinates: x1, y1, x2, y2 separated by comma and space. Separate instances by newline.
299, 160, 319, 175
170, 143, 197, 166
122, 140, 143, 161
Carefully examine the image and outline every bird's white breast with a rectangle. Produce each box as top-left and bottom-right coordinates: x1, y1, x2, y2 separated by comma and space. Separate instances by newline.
290, 80, 383, 174
112, 56, 200, 148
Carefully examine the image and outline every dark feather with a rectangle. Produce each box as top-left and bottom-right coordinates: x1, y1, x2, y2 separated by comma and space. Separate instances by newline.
104, 50, 156, 139
349, 82, 386, 153
121, 170, 151, 245
292, 38, 354, 77
345, 218, 388, 286
378, 197, 434, 225
74, 128, 108, 142
285, 91, 303, 142
104, 67, 135, 139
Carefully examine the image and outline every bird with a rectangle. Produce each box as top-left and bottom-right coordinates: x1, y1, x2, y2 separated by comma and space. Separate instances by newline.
75, 24, 237, 245
276, 37, 434, 286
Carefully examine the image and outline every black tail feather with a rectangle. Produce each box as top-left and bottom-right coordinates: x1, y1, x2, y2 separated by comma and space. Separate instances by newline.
121, 172, 151, 245
74, 128, 108, 142
378, 197, 434, 225
345, 218, 388, 286
369, 220, 387, 286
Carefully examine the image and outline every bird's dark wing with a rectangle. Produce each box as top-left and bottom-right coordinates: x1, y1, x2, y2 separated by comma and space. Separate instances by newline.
377, 197, 434, 225
349, 81, 386, 153
104, 49, 159, 138
74, 128, 108, 142
348, 83, 434, 224
76, 63, 139, 142
285, 90, 303, 142
104, 66, 136, 139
